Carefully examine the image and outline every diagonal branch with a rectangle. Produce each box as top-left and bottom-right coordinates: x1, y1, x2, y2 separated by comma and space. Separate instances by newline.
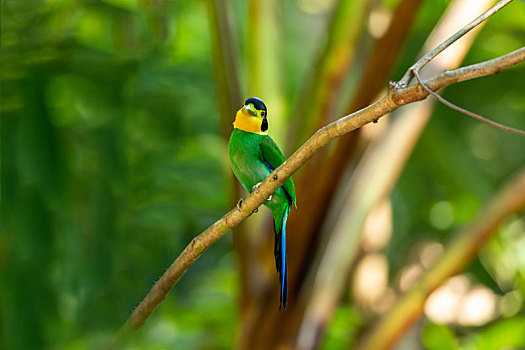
412, 65, 525, 135
111, 46, 525, 345
398, 0, 514, 87
392, 46, 525, 105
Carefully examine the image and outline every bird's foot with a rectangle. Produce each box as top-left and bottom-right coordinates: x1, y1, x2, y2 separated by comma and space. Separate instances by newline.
236, 198, 244, 212
237, 198, 259, 214
252, 183, 261, 193
252, 182, 272, 201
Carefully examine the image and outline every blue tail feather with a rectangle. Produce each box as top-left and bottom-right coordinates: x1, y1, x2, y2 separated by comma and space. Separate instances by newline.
274, 206, 290, 310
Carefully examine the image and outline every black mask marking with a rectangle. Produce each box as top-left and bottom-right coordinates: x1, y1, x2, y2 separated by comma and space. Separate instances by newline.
261, 117, 268, 132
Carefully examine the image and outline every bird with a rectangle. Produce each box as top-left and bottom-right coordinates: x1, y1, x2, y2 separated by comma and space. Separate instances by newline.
228, 97, 297, 309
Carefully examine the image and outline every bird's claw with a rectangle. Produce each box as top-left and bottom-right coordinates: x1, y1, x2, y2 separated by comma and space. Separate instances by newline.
252, 182, 272, 201
237, 198, 259, 214
236, 198, 244, 212
252, 182, 261, 193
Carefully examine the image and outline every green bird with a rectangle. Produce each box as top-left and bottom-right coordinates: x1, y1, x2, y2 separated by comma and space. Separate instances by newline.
228, 97, 296, 309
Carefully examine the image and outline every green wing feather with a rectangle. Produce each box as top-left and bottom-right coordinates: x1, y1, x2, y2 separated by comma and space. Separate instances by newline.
260, 136, 297, 208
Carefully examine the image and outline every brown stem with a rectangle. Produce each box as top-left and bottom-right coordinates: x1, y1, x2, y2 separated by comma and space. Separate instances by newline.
412, 60, 525, 136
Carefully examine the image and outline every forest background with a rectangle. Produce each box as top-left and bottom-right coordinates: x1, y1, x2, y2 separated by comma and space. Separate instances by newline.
2, 0, 525, 349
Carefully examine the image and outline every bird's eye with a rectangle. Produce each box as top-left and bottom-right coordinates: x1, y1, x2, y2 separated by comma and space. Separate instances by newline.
261, 111, 266, 117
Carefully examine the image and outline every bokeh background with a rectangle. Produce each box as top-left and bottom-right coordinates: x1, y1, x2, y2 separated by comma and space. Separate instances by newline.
1, 0, 525, 349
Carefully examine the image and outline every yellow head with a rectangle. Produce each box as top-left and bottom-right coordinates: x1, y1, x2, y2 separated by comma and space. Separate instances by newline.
233, 97, 268, 135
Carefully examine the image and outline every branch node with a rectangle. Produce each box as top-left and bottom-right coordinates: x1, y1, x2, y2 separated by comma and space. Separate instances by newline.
390, 80, 406, 90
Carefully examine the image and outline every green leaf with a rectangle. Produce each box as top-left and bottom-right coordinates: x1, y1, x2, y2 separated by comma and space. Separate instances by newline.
422, 322, 459, 350
465, 316, 525, 350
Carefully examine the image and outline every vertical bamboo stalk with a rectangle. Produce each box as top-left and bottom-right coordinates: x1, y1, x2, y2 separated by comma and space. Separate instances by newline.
291, 0, 373, 148
246, 0, 285, 143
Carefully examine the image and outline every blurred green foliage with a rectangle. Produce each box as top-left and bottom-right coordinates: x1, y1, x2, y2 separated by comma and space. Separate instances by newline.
1, 0, 524, 349
423, 316, 525, 350
1, 0, 232, 348
422, 322, 459, 350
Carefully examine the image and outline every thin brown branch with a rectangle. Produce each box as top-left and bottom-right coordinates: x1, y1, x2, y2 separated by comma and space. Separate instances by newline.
110, 47, 525, 346
413, 67, 525, 136
392, 46, 525, 105
398, 0, 514, 87
358, 167, 525, 350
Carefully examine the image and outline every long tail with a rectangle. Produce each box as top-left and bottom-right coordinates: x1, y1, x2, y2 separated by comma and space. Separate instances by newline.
274, 205, 290, 309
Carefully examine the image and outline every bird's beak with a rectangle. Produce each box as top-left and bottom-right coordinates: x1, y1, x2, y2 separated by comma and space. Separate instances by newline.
242, 103, 257, 116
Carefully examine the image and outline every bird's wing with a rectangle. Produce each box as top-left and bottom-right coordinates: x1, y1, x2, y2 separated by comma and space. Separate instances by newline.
260, 136, 297, 207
